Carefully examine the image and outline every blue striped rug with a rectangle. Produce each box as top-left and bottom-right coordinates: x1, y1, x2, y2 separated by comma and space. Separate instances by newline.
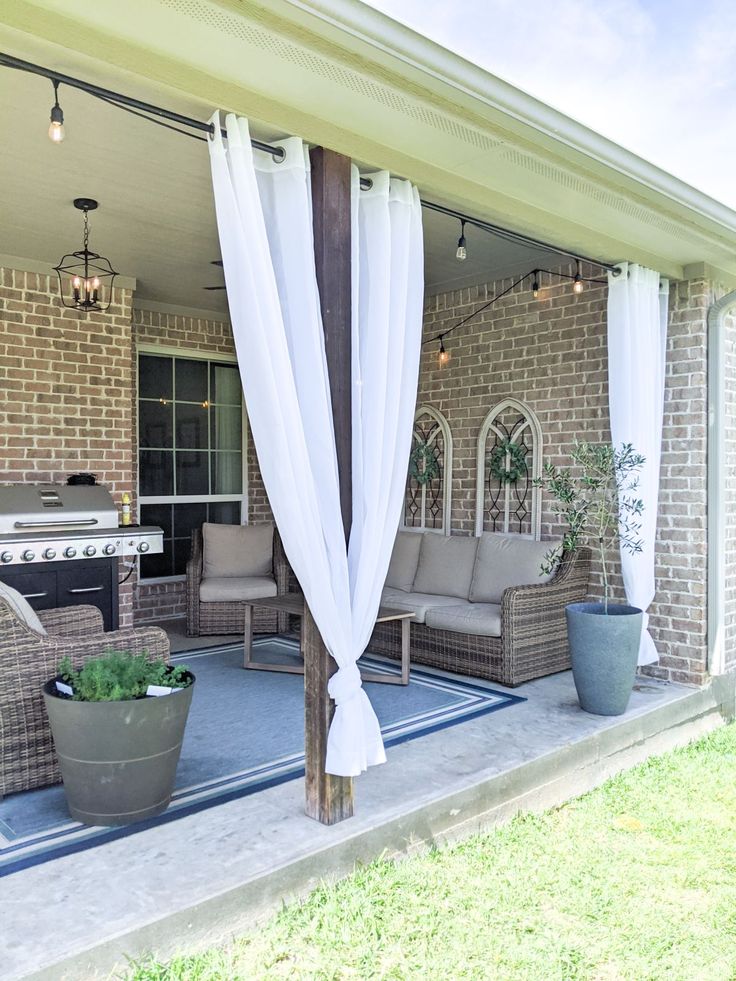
0, 637, 524, 877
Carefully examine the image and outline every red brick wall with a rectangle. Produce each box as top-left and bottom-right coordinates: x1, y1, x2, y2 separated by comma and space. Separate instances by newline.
0, 266, 136, 625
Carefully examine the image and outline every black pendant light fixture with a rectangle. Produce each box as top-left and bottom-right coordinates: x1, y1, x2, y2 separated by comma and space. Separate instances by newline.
54, 198, 118, 312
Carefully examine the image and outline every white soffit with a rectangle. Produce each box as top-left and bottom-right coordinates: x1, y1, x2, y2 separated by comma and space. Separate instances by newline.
2, 0, 736, 281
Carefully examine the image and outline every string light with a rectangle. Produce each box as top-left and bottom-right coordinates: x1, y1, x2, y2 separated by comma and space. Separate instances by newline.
573, 259, 584, 294
532, 270, 540, 299
48, 79, 64, 143
438, 336, 449, 367
455, 220, 467, 262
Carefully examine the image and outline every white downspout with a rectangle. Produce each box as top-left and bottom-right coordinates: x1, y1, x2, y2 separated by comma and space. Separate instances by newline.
707, 289, 736, 675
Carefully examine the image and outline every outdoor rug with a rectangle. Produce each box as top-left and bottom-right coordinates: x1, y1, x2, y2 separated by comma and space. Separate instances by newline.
0, 637, 524, 877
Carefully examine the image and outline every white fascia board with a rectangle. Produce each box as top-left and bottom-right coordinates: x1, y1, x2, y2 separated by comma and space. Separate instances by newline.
276, 0, 736, 237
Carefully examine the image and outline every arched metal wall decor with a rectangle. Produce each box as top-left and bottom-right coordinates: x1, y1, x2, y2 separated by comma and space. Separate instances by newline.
403, 405, 453, 535
475, 398, 543, 539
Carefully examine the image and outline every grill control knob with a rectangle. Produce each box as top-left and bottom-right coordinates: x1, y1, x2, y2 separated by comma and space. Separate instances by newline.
0, 551, 13, 564
102, 543, 116, 556
43, 548, 57, 560
63, 546, 77, 559
21, 550, 35, 562
137, 541, 150, 553
83, 545, 97, 557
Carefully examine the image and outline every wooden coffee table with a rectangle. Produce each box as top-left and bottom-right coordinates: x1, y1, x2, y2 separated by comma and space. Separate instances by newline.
243, 593, 414, 685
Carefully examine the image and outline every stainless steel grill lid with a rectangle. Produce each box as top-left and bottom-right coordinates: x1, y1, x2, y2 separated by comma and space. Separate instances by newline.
0, 484, 118, 535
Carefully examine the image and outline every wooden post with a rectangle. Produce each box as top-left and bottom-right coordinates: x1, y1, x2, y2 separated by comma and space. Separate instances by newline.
304, 146, 354, 824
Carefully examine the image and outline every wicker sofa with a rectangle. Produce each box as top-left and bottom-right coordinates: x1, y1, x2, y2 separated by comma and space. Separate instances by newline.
370, 530, 591, 687
0, 595, 169, 797
186, 522, 291, 636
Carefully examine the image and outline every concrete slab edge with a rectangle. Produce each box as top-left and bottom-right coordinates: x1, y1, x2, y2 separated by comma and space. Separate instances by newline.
24, 675, 736, 981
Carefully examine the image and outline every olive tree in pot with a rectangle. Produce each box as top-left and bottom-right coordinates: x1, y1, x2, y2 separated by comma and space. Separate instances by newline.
42, 651, 195, 826
536, 442, 645, 716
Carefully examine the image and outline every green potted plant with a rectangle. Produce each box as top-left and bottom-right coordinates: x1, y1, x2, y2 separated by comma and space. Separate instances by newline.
42, 650, 195, 826
536, 441, 645, 716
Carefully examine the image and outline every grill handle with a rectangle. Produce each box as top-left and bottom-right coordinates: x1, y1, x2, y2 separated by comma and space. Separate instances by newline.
67, 586, 104, 594
14, 518, 99, 528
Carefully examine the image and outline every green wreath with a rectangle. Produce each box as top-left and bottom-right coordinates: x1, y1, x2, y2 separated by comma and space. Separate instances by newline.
409, 442, 441, 486
489, 439, 528, 484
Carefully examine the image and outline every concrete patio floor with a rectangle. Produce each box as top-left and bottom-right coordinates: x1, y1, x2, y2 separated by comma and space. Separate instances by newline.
3, 622, 733, 981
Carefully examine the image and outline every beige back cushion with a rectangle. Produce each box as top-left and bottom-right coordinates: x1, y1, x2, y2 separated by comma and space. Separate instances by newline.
385, 531, 423, 592
202, 522, 273, 579
0, 580, 47, 635
412, 533, 479, 599
469, 533, 563, 604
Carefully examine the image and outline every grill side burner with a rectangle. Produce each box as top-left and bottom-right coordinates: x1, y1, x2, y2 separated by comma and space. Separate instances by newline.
0, 483, 164, 630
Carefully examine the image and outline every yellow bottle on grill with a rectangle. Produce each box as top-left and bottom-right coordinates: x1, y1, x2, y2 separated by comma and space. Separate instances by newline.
121, 492, 132, 527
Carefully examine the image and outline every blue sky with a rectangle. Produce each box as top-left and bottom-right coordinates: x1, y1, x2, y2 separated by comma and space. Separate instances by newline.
364, 0, 736, 209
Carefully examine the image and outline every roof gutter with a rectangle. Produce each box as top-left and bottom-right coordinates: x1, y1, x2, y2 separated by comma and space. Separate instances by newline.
281, 0, 736, 237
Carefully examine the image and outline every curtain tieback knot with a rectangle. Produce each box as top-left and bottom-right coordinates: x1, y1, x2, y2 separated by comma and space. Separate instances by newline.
328, 664, 363, 706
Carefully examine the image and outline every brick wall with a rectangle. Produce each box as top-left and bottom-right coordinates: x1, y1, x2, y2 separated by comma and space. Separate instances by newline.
419, 264, 710, 685
0, 265, 137, 626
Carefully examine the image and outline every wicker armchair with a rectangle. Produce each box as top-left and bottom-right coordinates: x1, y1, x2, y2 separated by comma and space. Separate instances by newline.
186, 524, 291, 637
370, 547, 591, 687
0, 601, 169, 797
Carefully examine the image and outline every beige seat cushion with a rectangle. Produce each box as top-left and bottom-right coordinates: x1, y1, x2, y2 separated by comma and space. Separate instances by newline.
412, 533, 479, 599
385, 531, 423, 592
0, 581, 47, 635
380, 587, 463, 624
202, 522, 273, 579
425, 602, 502, 638
469, 533, 563, 605
199, 576, 277, 603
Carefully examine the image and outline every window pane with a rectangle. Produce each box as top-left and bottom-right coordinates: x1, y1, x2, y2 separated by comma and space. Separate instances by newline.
176, 402, 209, 450
211, 453, 242, 495
175, 358, 208, 403
140, 548, 172, 580
140, 450, 174, 496
208, 501, 242, 524
173, 538, 192, 576
210, 405, 242, 451
172, 502, 207, 541
176, 451, 209, 495
139, 400, 173, 448
139, 355, 172, 401
140, 503, 173, 538
210, 363, 241, 405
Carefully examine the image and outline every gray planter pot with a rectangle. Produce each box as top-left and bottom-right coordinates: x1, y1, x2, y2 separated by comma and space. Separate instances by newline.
42, 674, 194, 826
565, 603, 643, 716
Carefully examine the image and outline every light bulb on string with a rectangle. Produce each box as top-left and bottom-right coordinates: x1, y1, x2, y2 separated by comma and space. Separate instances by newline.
456, 220, 467, 262
438, 336, 450, 367
573, 259, 584, 294
48, 80, 65, 143
532, 271, 540, 299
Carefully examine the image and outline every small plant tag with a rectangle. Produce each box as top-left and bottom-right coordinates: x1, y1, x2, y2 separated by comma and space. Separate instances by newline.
55, 681, 74, 696
146, 684, 182, 697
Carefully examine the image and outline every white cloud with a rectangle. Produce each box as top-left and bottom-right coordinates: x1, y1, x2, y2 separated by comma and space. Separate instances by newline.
364, 0, 736, 209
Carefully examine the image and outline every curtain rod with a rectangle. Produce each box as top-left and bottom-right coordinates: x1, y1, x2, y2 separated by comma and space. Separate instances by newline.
0, 51, 616, 271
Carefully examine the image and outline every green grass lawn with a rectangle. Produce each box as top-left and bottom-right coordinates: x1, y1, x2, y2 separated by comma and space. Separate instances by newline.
129, 723, 736, 981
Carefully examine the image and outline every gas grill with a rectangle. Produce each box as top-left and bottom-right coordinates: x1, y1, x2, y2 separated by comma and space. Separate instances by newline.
0, 484, 163, 629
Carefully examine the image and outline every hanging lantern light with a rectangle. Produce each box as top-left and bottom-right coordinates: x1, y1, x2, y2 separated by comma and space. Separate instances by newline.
54, 198, 118, 312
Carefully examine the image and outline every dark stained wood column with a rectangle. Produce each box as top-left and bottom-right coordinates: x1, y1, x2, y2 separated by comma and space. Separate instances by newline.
304, 146, 354, 824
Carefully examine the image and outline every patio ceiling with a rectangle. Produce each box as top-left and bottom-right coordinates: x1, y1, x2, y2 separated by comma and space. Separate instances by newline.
0, 42, 552, 314
2, 0, 736, 287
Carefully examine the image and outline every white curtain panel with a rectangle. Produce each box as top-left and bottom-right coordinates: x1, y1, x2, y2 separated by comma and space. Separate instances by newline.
607, 263, 669, 665
208, 114, 423, 775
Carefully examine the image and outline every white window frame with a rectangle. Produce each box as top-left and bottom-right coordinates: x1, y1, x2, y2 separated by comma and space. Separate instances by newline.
403, 404, 453, 536
137, 344, 248, 583
474, 398, 543, 540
